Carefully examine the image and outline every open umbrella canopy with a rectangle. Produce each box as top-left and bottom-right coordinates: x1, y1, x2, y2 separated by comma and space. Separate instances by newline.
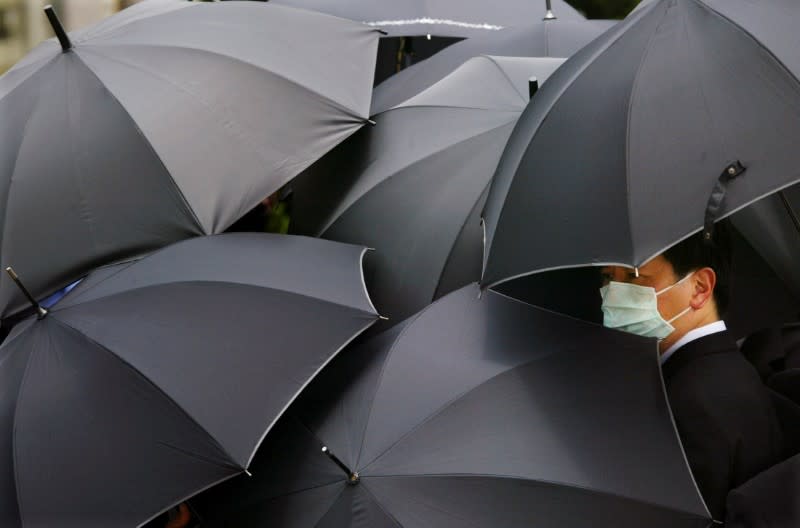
291, 55, 564, 324
0, 233, 379, 527
372, 17, 614, 113
481, 0, 800, 287
268, 0, 585, 38
193, 284, 711, 527
0, 0, 379, 318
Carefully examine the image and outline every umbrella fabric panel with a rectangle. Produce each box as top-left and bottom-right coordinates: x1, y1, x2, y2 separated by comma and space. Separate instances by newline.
53, 279, 376, 468
371, 21, 613, 114
0, 53, 200, 318
365, 476, 710, 528
57, 233, 377, 316
12, 318, 238, 528
321, 117, 517, 323
482, 0, 800, 286
0, 325, 31, 528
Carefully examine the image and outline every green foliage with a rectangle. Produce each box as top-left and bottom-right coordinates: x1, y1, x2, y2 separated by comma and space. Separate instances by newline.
567, 0, 642, 19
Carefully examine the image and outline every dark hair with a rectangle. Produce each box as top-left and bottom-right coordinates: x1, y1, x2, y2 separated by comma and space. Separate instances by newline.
662, 220, 732, 316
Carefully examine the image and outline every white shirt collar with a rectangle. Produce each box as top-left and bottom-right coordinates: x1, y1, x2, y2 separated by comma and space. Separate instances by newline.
660, 320, 727, 365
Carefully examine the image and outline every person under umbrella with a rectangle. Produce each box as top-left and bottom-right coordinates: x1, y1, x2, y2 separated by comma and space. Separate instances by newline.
290, 55, 564, 326
599, 222, 785, 519
481, 0, 800, 288
0, 0, 380, 321
0, 233, 380, 527
192, 284, 711, 527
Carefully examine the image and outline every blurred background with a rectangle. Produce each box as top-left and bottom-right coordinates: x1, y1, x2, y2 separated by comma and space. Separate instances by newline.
0, 0, 641, 74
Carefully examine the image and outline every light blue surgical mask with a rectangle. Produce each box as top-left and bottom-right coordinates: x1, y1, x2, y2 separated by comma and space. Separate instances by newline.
599, 273, 694, 340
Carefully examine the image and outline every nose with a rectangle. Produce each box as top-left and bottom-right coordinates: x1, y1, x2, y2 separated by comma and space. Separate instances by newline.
600, 266, 627, 285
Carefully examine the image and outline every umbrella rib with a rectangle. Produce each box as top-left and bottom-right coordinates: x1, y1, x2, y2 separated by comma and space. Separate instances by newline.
362, 473, 711, 520
84, 42, 370, 121
691, 0, 800, 87
47, 316, 241, 468
483, 55, 530, 105
321, 114, 519, 235
358, 350, 556, 474
69, 50, 205, 234
623, 2, 670, 268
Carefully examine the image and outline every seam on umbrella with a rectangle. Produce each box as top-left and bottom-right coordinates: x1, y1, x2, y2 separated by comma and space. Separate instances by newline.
70, 49, 205, 234
9, 326, 39, 527
481, 2, 657, 287
0, 57, 60, 282
624, 1, 669, 267
244, 316, 378, 469
84, 42, 370, 121
356, 480, 405, 528
78, 44, 367, 232
482, 260, 636, 291
48, 316, 242, 469
354, 306, 434, 469
483, 55, 530, 106
321, 115, 519, 235
311, 485, 349, 528
692, 0, 800, 88
52, 258, 139, 310
60, 278, 379, 320
358, 353, 558, 474
361, 473, 711, 520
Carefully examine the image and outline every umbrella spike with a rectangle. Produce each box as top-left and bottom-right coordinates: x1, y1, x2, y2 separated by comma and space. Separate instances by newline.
44, 5, 72, 52
321, 446, 359, 484
543, 0, 557, 20
5, 267, 48, 319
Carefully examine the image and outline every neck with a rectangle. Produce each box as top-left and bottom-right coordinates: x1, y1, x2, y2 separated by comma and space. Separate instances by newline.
659, 310, 720, 353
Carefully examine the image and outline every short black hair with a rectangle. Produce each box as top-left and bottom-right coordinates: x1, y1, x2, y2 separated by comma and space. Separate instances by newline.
662, 220, 732, 316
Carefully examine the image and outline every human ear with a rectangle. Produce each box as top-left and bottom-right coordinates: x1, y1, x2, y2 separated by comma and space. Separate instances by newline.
690, 267, 716, 310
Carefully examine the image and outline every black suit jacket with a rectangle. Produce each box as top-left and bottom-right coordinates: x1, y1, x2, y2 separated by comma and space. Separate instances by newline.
662, 330, 785, 521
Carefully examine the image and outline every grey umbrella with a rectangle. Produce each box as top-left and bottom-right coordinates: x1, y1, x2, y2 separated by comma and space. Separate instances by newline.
372, 17, 614, 113
193, 284, 712, 527
268, 0, 585, 38
291, 55, 564, 325
0, 0, 379, 318
0, 233, 379, 527
481, 0, 800, 287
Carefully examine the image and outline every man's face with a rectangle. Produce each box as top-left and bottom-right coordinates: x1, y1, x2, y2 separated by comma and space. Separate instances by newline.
600, 255, 689, 324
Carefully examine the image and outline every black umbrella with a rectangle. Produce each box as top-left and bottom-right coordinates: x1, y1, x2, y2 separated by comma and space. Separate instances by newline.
0, 0, 379, 318
0, 233, 379, 527
268, 0, 585, 38
481, 0, 800, 287
291, 55, 564, 324
372, 17, 614, 113
193, 284, 711, 527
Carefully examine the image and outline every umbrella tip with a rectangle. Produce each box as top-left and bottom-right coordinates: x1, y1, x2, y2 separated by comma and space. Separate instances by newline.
543, 0, 557, 20
529, 78, 539, 99
4, 266, 48, 319
366, 119, 377, 126
44, 5, 73, 52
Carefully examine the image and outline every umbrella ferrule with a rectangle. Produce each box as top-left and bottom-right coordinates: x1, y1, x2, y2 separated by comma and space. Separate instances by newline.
44, 6, 72, 52
321, 446, 359, 484
5, 267, 48, 319
543, 0, 557, 20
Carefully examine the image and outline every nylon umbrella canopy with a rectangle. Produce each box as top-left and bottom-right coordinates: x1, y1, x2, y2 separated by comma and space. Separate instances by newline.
192, 283, 712, 527
291, 55, 564, 324
372, 17, 614, 114
0, 0, 379, 318
0, 233, 379, 527
481, 0, 800, 288
268, 0, 584, 38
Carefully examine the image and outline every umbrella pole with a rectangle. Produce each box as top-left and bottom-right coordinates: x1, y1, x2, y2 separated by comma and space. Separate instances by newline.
44, 5, 72, 52
321, 446, 360, 484
5, 267, 48, 319
778, 191, 800, 236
